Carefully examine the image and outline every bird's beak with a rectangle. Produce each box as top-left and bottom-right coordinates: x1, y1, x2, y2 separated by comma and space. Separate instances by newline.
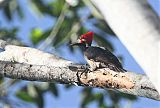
70, 42, 81, 46
70, 39, 82, 46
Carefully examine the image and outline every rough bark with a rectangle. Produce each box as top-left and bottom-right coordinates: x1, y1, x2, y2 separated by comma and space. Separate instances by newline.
0, 40, 159, 100
91, 0, 160, 93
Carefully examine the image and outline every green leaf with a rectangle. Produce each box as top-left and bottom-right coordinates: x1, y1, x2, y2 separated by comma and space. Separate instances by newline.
81, 88, 95, 108
2, 0, 21, 21
99, 104, 108, 108
94, 35, 114, 52
95, 20, 115, 36
34, 86, 44, 108
16, 91, 34, 102
30, 28, 43, 44
118, 92, 137, 100
49, 0, 65, 16
78, 27, 88, 35
64, 84, 73, 89
55, 22, 80, 48
108, 90, 120, 103
93, 93, 103, 100
16, 3, 24, 19
49, 83, 59, 97
3, 4, 12, 21
53, 19, 73, 47
29, 0, 53, 16
0, 28, 18, 38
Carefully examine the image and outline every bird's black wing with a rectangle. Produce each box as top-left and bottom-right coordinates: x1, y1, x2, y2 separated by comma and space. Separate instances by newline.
85, 46, 126, 72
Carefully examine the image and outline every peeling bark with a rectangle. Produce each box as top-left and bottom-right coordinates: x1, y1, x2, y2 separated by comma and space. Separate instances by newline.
79, 69, 135, 89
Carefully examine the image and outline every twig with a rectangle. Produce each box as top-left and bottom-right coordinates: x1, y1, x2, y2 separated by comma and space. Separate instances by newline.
38, 2, 69, 49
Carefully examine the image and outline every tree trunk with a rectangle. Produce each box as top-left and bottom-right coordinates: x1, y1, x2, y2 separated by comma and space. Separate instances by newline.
91, 0, 160, 93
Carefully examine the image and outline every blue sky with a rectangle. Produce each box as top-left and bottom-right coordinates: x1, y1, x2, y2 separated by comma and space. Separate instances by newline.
0, 0, 160, 108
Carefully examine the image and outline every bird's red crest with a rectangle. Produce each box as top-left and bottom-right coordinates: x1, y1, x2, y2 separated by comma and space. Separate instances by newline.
80, 32, 94, 44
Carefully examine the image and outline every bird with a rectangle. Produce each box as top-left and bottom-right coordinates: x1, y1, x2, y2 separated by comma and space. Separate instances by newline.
71, 31, 126, 72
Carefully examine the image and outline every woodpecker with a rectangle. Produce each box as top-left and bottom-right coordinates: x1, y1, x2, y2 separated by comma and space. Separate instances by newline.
71, 32, 126, 72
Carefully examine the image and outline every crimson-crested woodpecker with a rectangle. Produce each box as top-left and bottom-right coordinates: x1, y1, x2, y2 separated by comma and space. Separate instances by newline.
71, 32, 126, 72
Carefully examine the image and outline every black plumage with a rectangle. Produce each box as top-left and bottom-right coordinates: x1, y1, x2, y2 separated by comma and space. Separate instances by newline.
84, 46, 126, 72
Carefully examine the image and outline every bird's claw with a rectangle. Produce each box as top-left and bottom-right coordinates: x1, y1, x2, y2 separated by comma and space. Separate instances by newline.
79, 64, 90, 78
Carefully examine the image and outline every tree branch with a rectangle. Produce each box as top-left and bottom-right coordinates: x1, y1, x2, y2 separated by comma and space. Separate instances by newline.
0, 40, 159, 101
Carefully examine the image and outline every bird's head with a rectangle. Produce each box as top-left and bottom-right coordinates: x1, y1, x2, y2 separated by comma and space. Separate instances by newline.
71, 31, 94, 48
